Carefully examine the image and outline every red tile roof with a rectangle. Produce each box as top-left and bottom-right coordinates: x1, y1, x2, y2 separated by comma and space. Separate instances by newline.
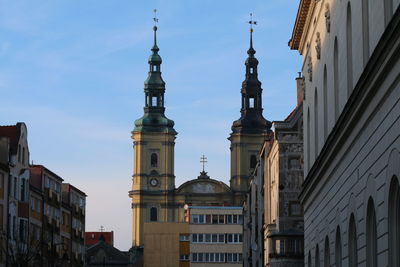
85, 231, 114, 246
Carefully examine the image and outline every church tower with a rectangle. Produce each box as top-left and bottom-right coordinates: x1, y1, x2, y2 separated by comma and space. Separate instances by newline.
129, 22, 177, 247
229, 23, 272, 203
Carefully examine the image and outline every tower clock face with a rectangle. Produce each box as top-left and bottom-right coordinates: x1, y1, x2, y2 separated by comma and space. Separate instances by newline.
150, 178, 158, 187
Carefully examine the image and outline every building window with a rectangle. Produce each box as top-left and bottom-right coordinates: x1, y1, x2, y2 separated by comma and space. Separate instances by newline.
324, 236, 330, 267
362, 0, 370, 66
18, 145, 21, 163
180, 254, 189, 261
334, 37, 339, 120
22, 147, 25, 165
384, 0, 393, 26
389, 176, 400, 266
366, 198, 377, 266
346, 3, 353, 96
308, 251, 311, 267
323, 65, 328, 140
179, 234, 189, 241
335, 227, 342, 267
289, 202, 302, 216
250, 155, 257, 169
249, 97, 255, 108
150, 153, 158, 167
314, 88, 319, 155
150, 207, 157, 222
315, 244, 320, 267
307, 108, 311, 171
151, 96, 157, 107
348, 214, 358, 266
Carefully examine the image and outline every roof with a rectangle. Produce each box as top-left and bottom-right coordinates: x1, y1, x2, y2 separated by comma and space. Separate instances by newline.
85, 231, 114, 246
187, 206, 242, 210
30, 165, 64, 182
0, 123, 22, 155
289, 0, 312, 50
62, 183, 87, 197
176, 177, 232, 194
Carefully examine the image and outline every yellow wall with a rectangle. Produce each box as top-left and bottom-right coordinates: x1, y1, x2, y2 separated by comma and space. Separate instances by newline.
144, 222, 189, 267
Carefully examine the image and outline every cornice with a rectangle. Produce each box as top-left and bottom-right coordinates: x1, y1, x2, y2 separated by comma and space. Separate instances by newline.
289, 0, 313, 50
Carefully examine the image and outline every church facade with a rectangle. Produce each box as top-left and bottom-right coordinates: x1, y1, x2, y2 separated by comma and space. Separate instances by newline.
129, 24, 272, 248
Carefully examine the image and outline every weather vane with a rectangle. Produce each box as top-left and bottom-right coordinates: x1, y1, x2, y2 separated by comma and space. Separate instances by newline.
200, 155, 208, 172
248, 13, 257, 32
153, 9, 159, 26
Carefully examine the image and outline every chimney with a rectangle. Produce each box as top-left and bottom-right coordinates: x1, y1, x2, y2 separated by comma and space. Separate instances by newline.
296, 72, 305, 106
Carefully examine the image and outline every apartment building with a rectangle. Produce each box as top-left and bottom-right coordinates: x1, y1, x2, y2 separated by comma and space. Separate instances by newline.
0, 123, 30, 266
186, 206, 243, 266
62, 183, 86, 265
30, 165, 64, 264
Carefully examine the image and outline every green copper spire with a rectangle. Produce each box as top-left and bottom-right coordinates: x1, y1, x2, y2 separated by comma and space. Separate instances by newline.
133, 20, 176, 134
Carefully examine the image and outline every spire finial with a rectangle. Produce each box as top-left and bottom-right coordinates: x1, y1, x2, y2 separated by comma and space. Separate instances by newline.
152, 9, 159, 51
200, 155, 208, 172
153, 9, 158, 25
248, 13, 257, 50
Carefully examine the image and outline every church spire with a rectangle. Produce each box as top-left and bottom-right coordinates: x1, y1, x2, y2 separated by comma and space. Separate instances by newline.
231, 14, 271, 134
133, 11, 176, 134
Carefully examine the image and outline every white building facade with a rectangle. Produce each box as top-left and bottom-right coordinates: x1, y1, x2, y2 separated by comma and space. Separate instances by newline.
290, 0, 400, 266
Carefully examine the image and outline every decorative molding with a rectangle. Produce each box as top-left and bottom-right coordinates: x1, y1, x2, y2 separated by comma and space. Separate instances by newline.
307, 56, 313, 81
315, 32, 321, 59
325, 3, 331, 33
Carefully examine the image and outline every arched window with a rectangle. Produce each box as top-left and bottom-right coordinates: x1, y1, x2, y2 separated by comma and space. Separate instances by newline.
22, 147, 25, 165
315, 244, 320, 267
18, 145, 21, 163
314, 88, 319, 157
324, 236, 330, 267
151, 153, 158, 168
150, 207, 157, 222
388, 177, 400, 267
308, 251, 312, 267
307, 108, 311, 171
346, 3, 353, 96
348, 214, 358, 266
366, 198, 377, 267
384, 0, 393, 26
335, 227, 342, 267
362, 0, 370, 66
334, 37, 339, 121
323, 65, 328, 140
250, 155, 257, 169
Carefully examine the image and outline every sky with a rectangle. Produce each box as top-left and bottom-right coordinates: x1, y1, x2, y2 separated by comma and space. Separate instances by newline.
0, 0, 301, 250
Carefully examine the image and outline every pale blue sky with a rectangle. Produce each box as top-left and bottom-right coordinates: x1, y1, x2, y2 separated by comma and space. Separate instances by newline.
0, 0, 301, 249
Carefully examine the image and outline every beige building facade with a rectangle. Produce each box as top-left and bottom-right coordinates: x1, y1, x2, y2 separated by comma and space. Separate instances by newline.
290, 0, 400, 266
143, 222, 190, 267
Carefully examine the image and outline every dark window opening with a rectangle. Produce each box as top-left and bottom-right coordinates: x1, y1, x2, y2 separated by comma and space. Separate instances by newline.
150, 207, 157, 222
151, 153, 158, 168
250, 155, 257, 169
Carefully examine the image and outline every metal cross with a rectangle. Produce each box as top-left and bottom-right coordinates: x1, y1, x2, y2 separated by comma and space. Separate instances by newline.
100, 225, 105, 232
153, 9, 159, 25
248, 13, 257, 32
200, 155, 208, 172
